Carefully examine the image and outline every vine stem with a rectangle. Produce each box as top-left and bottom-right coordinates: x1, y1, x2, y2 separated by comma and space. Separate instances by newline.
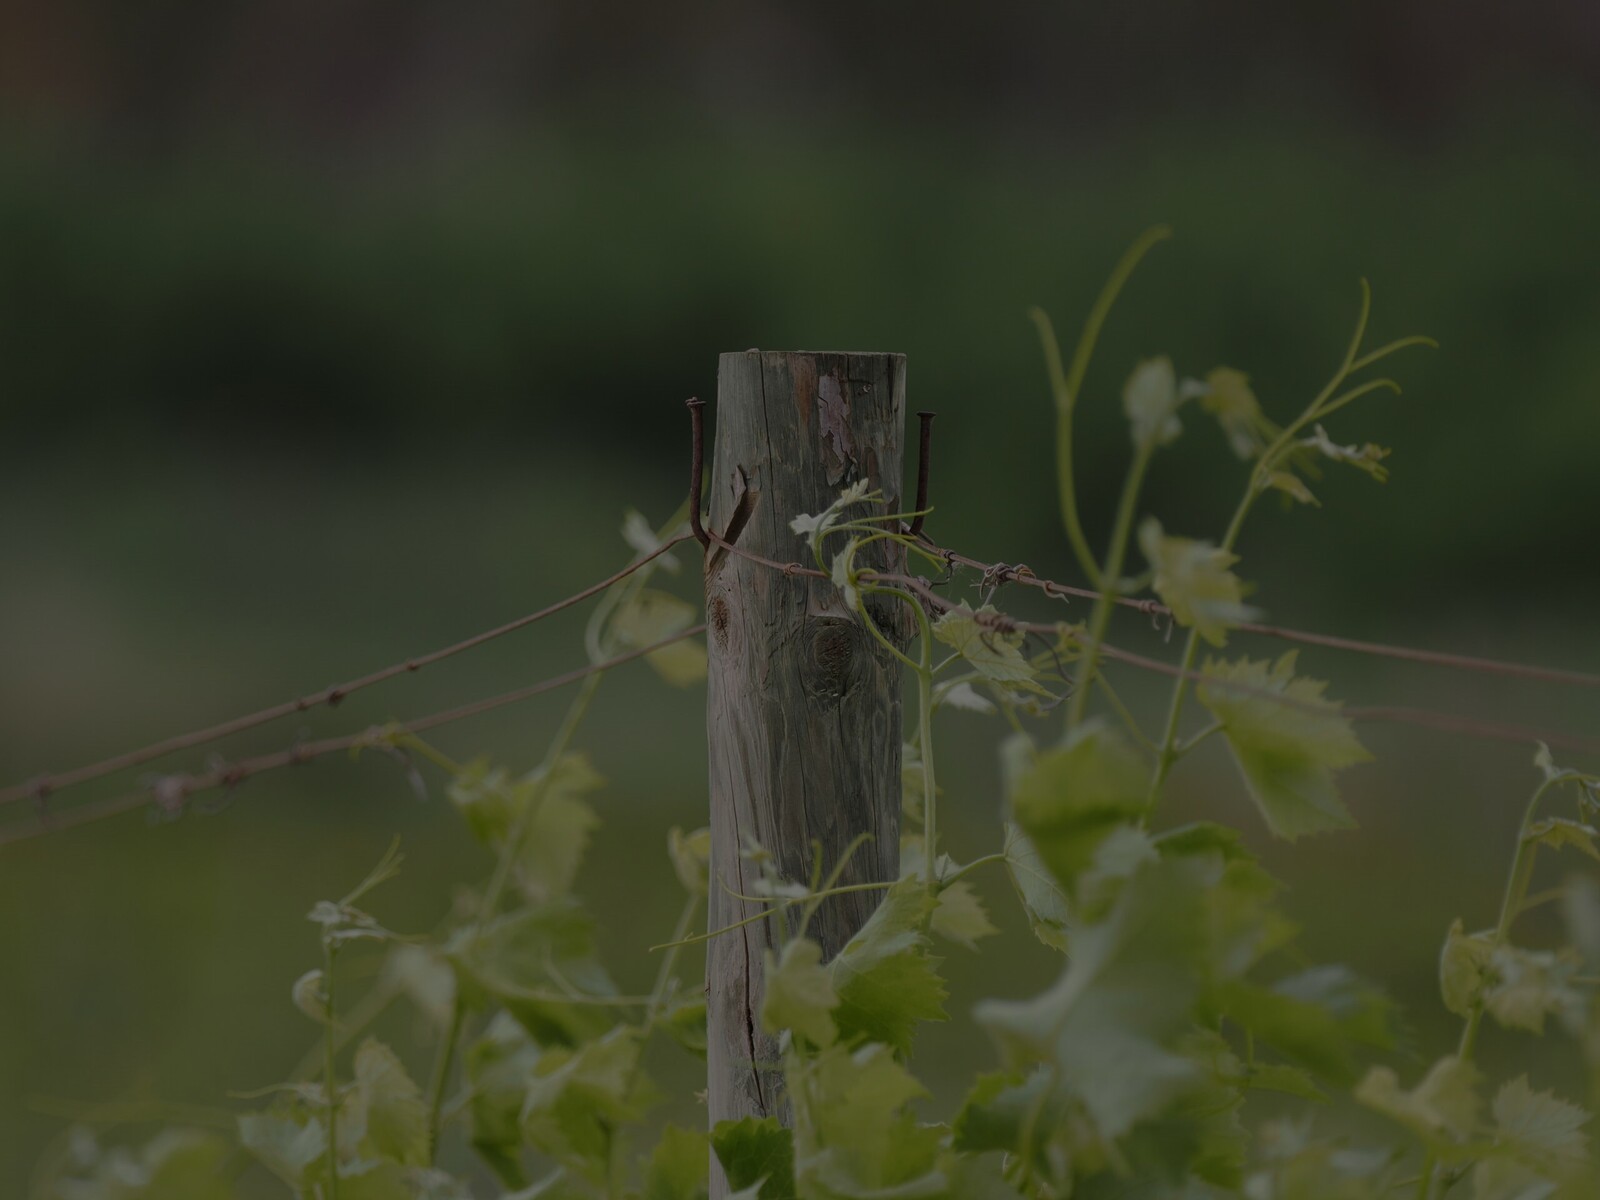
1143, 282, 1389, 814
1457, 776, 1560, 1062
424, 997, 464, 1166
1065, 442, 1154, 729
322, 944, 340, 1199
1034, 224, 1173, 589
1416, 775, 1560, 1200
645, 895, 700, 1026
651, 881, 895, 951
478, 669, 602, 920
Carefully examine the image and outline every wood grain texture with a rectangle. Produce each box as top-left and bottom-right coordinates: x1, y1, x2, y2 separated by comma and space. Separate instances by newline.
703, 351, 907, 1179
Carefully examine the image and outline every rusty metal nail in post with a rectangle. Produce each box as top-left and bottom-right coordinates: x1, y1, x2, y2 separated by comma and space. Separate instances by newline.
908, 410, 935, 538
686, 398, 710, 548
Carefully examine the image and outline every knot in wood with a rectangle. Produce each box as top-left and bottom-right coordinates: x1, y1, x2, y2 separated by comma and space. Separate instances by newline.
803, 617, 860, 702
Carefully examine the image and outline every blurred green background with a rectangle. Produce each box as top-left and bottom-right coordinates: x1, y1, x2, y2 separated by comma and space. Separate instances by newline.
2, 3, 1599, 1192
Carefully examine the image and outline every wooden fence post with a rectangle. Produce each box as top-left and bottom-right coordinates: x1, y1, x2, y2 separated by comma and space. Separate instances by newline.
703, 351, 907, 1191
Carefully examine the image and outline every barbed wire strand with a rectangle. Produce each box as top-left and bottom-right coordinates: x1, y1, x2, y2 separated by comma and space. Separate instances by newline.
705, 532, 1600, 757
7, 523, 1596, 841
0, 535, 694, 811
926, 543, 1600, 689
0, 626, 705, 850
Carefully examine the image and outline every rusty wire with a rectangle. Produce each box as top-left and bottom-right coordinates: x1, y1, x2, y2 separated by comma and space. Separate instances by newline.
0, 535, 693, 812
0, 627, 704, 849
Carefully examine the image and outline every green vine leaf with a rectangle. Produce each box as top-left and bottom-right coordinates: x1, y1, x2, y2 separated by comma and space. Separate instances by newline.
1200, 366, 1276, 459
790, 1042, 942, 1196
1006, 721, 1148, 907
1218, 966, 1396, 1084
448, 756, 604, 904
465, 1013, 539, 1189
975, 859, 1209, 1140
1001, 821, 1070, 953
951, 1069, 1058, 1172
711, 1116, 797, 1200
446, 902, 618, 1045
520, 1026, 646, 1180
1197, 652, 1371, 840
828, 877, 947, 1054
762, 937, 839, 1048
1138, 517, 1260, 647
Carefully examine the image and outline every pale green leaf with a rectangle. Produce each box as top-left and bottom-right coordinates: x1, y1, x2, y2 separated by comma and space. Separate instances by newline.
789, 480, 875, 546
1299, 424, 1391, 482
292, 968, 329, 1024
1124, 355, 1182, 448
1355, 1056, 1481, 1145
1201, 366, 1276, 459
342, 1039, 430, 1167
621, 509, 682, 573
610, 588, 706, 686
1198, 652, 1371, 840
1470, 1159, 1559, 1200
1138, 517, 1259, 647
448, 756, 603, 903
1484, 944, 1583, 1034
1526, 818, 1600, 862
762, 937, 839, 1047
384, 944, 456, 1029
938, 680, 997, 714
932, 605, 1042, 689
645, 1124, 711, 1200
1265, 469, 1320, 506
238, 1111, 327, 1188
1491, 1076, 1589, 1174
830, 538, 862, 612
931, 878, 999, 950
1440, 919, 1493, 1018
668, 826, 712, 896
